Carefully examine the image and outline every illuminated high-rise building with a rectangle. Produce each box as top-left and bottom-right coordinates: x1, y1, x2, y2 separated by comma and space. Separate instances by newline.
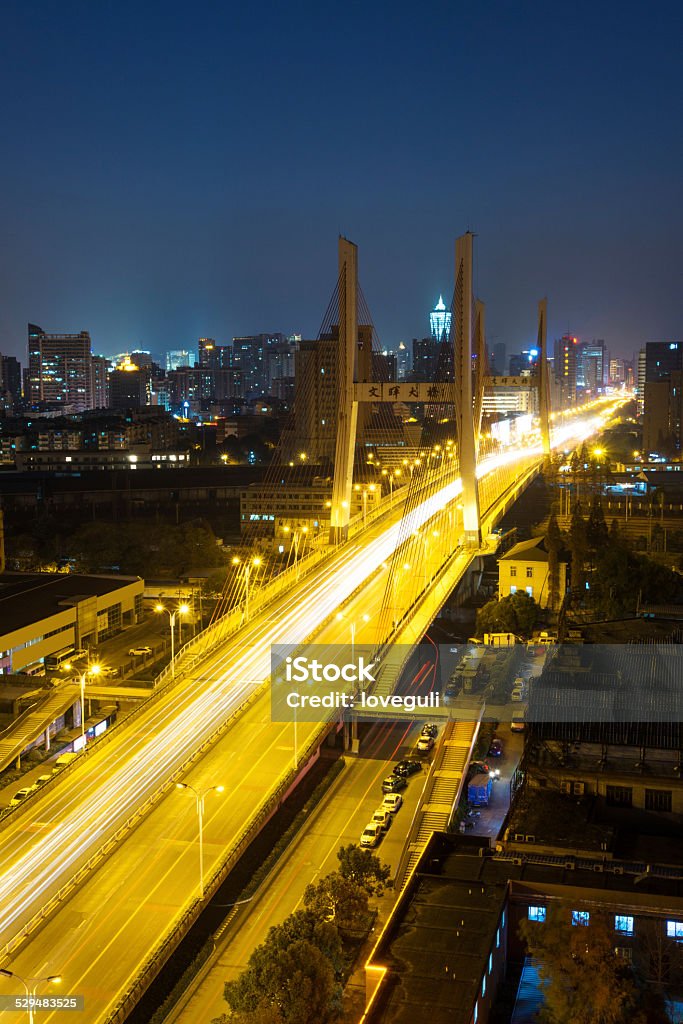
27, 324, 93, 411
554, 335, 578, 406
429, 296, 452, 341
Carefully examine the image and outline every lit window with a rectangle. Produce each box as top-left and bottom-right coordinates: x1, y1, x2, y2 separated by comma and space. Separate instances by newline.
667, 921, 683, 940
496, 928, 500, 948
528, 906, 546, 922
572, 911, 590, 927
526, 586, 533, 596
488, 953, 493, 973
481, 975, 486, 997
474, 1005, 478, 1024
615, 916, 634, 935
510, 585, 517, 595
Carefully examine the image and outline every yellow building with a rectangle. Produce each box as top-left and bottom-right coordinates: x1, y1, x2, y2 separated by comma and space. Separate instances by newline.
497, 536, 567, 609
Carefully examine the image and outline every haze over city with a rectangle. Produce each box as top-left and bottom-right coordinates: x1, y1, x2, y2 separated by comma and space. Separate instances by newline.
1, 0, 681, 360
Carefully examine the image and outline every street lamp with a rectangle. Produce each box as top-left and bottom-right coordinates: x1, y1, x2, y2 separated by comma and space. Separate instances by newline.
0, 970, 61, 1024
155, 603, 190, 677
63, 662, 102, 746
175, 782, 224, 900
336, 611, 370, 661
231, 556, 262, 621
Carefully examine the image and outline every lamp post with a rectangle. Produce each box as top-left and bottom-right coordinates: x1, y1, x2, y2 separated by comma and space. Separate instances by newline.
155, 603, 190, 678
0, 969, 61, 1024
231, 556, 262, 621
336, 611, 370, 662
176, 782, 224, 900
63, 661, 102, 746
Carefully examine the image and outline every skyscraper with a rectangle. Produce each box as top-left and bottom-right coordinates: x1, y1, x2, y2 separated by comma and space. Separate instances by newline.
27, 324, 93, 411
554, 335, 578, 406
429, 296, 452, 341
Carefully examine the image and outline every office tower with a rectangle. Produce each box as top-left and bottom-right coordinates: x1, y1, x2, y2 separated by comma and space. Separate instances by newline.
554, 335, 578, 406
429, 295, 452, 341
289, 324, 372, 463
166, 349, 195, 371
642, 342, 683, 454
0, 355, 22, 402
609, 358, 626, 385
198, 338, 232, 370
372, 351, 397, 382
412, 337, 442, 380
232, 334, 287, 397
577, 340, 605, 391
90, 355, 110, 408
636, 349, 646, 415
645, 341, 683, 383
396, 341, 410, 380
27, 324, 93, 411
508, 353, 524, 376
108, 358, 151, 410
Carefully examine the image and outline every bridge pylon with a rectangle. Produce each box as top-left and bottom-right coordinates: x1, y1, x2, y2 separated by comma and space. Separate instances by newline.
329, 236, 359, 544
454, 232, 481, 547
537, 297, 551, 456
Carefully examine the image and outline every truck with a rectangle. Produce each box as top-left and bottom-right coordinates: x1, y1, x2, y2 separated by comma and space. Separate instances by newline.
467, 773, 493, 807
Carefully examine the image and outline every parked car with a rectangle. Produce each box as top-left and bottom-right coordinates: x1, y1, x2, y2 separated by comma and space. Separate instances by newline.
416, 735, 434, 754
469, 759, 492, 776
382, 774, 407, 793
129, 646, 152, 656
371, 808, 392, 832
511, 711, 526, 732
511, 683, 526, 702
360, 822, 383, 848
382, 793, 403, 814
421, 723, 438, 738
488, 738, 504, 757
34, 774, 52, 788
393, 760, 422, 778
9, 786, 36, 806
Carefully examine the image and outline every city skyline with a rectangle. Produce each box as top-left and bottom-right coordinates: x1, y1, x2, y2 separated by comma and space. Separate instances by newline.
1, 4, 681, 362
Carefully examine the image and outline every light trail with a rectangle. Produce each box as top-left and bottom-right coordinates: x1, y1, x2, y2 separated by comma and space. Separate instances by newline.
0, 403, 623, 953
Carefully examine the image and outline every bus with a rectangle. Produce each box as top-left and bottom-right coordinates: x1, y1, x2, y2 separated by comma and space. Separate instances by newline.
44, 647, 76, 671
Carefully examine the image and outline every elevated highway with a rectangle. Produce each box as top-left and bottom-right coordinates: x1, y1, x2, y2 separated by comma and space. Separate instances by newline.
0, 400, 626, 1022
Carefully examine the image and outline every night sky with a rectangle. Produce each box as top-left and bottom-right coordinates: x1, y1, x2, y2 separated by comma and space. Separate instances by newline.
1, 1, 681, 362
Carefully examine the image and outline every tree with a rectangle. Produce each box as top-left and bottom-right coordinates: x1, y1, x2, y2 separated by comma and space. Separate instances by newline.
569, 507, 588, 593
519, 903, 648, 1024
224, 937, 342, 1024
303, 872, 368, 932
586, 498, 608, 550
546, 513, 562, 611
337, 844, 391, 896
476, 592, 539, 638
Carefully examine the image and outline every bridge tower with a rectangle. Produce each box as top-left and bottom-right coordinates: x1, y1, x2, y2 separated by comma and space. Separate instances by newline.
454, 232, 481, 547
537, 297, 551, 455
329, 236, 359, 544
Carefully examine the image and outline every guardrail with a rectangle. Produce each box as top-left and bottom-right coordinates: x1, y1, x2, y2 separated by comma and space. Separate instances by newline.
102, 721, 333, 1024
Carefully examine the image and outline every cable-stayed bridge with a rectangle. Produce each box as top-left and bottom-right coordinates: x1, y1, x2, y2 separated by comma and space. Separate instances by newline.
0, 235, 627, 1023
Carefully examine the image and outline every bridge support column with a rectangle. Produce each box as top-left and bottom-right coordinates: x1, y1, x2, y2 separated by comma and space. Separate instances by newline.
537, 298, 551, 456
329, 237, 359, 545
455, 233, 481, 547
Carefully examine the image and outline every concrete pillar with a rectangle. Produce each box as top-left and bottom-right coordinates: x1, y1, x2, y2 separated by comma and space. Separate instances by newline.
454, 233, 481, 547
44, 727, 51, 752
537, 298, 551, 455
330, 237, 359, 545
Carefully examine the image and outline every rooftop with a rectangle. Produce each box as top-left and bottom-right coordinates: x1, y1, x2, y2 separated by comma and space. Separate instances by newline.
500, 537, 551, 563
0, 572, 141, 637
